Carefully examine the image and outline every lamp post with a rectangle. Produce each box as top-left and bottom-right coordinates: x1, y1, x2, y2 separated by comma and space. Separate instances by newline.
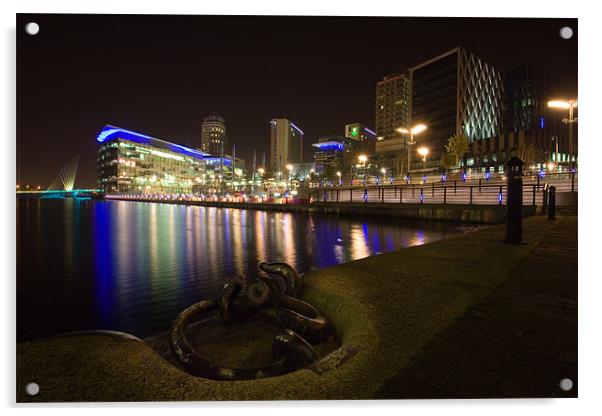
257, 167, 265, 195
550, 136, 559, 171
548, 99, 577, 168
336, 170, 342, 186
358, 154, 368, 184
397, 124, 427, 175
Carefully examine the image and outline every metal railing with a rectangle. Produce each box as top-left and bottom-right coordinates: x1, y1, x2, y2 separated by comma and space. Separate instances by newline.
308, 171, 577, 206
311, 170, 578, 193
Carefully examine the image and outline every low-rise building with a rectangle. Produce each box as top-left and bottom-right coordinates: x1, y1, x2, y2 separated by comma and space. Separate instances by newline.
97, 125, 209, 194
345, 123, 377, 155
312, 135, 356, 179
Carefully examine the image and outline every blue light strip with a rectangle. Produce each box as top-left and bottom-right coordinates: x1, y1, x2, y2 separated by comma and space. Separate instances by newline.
311, 141, 344, 151
290, 122, 304, 135
96, 125, 210, 160
204, 157, 233, 166
364, 127, 376, 136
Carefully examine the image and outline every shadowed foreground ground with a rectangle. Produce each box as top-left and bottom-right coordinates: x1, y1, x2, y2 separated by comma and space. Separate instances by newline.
16, 216, 577, 402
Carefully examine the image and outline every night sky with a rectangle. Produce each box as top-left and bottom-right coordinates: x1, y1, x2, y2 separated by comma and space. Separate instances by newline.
16, 14, 577, 188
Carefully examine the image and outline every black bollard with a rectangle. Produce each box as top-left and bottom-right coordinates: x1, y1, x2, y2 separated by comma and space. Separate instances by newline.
548, 186, 556, 220
505, 157, 524, 244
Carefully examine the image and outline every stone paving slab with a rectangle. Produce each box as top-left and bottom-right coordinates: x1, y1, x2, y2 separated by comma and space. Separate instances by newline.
376, 216, 577, 399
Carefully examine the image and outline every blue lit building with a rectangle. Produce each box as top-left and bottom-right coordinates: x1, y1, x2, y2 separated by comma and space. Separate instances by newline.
312, 135, 356, 179
96, 125, 209, 194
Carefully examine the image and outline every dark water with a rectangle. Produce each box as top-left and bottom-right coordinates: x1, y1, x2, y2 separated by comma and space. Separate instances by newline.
17, 198, 463, 341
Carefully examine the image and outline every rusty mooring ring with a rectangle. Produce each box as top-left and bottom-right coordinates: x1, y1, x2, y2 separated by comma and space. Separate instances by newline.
169, 262, 329, 380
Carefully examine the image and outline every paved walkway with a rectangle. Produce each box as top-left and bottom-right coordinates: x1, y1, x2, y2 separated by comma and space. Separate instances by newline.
377, 215, 577, 398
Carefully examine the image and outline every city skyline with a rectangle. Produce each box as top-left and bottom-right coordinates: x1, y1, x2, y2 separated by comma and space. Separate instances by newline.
15, 12, 580, 402
17, 14, 577, 188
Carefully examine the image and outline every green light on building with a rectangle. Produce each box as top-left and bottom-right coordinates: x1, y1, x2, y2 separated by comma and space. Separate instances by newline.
351, 127, 359, 137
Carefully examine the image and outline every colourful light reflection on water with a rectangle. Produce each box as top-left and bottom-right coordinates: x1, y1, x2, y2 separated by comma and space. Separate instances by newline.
17, 199, 462, 341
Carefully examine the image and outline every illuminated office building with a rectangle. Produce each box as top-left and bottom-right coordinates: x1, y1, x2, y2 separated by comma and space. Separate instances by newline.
312, 135, 356, 178
96, 125, 209, 194
410, 47, 504, 163
345, 123, 377, 155
505, 64, 555, 133
269, 118, 304, 173
375, 71, 411, 142
200, 114, 227, 155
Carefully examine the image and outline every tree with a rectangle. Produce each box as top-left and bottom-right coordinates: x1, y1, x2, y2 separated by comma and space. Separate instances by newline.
445, 134, 470, 166
516, 142, 544, 165
440, 152, 456, 170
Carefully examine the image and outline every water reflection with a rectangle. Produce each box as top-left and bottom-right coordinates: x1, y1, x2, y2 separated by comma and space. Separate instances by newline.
17, 199, 462, 341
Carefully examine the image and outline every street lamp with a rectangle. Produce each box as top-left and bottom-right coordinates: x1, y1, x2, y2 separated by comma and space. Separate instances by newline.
378, 167, 386, 185
257, 167, 265, 176
336, 170, 342, 186
358, 154, 368, 183
285, 164, 294, 192
417, 147, 429, 162
548, 99, 577, 167
397, 124, 427, 174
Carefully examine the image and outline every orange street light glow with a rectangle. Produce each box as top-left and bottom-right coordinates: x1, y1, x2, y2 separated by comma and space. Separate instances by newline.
548, 100, 577, 109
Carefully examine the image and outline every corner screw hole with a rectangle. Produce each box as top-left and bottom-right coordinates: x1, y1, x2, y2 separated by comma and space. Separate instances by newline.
25, 382, 39, 396
559, 27, 573, 40
559, 378, 573, 391
25, 22, 40, 35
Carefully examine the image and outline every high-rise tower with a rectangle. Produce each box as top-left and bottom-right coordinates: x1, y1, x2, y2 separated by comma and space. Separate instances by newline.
200, 114, 227, 156
269, 118, 304, 173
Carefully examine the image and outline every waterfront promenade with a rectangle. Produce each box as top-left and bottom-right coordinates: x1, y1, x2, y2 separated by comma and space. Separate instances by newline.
106, 196, 535, 224
378, 215, 577, 398
17, 215, 577, 401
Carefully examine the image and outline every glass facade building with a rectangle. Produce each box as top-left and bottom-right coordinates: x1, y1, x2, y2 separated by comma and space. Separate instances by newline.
410, 47, 504, 163
97, 125, 209, 194
505, 64, 549, 133
411, 51, 458, 161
